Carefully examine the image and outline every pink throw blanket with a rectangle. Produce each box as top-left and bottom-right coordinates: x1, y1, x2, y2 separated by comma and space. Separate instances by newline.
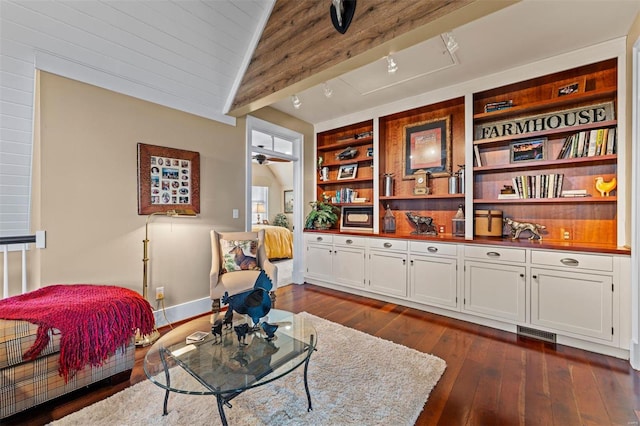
0, 284, 154, 381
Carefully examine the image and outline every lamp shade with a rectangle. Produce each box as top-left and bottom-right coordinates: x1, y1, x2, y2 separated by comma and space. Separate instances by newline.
254, 202, 266, 214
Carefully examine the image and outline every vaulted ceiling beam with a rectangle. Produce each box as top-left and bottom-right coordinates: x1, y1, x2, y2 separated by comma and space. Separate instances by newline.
228, 0, 518, 117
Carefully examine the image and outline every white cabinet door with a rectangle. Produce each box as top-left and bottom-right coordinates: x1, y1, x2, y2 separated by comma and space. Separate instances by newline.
333, 246, 366, 289
531, 268, 613, 341
464, 261, 526, 322
368, 250, 408, 297
410, 254, 458, 309
305, 244, 333, 282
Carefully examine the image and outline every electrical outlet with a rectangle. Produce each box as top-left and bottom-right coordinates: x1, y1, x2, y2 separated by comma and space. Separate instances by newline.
155, 287, 165, 300
439, 225, 445, 233
563, 231, 570, 240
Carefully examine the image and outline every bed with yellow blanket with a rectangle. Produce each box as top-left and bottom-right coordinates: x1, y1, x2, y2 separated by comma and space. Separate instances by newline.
252, 224, 293, 259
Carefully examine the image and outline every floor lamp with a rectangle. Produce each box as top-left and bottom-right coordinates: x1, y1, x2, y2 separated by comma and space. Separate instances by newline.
136, 208, 197, 346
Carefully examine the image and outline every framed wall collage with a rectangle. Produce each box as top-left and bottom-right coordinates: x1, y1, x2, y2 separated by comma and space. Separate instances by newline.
137, 143, 200, 215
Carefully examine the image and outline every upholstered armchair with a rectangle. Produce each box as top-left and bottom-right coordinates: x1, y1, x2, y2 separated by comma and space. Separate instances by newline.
210, 229, 278, 313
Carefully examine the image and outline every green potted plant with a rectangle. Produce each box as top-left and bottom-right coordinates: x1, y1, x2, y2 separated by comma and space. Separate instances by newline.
273, 213, 290, 229
304, 201, 339, 230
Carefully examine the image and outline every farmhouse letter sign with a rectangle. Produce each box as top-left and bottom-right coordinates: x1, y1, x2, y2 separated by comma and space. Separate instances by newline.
474, 102, 615, 140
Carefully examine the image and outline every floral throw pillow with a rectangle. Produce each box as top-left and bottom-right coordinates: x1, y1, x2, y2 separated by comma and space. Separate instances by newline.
220, 239, 260, 273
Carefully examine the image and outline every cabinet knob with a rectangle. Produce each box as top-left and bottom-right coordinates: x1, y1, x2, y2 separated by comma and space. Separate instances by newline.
560, 258, 579, 266
383, 242, 392, 248
328, 249, 332, 254
346, 239, 353, 244
486, 251, 501, 257
316, 237, 323, 242
520, 273, 524, 278
410, 260, 414, 266
532, 275, 538, 279
402, 259, 406, 265
427, 247, 438, 253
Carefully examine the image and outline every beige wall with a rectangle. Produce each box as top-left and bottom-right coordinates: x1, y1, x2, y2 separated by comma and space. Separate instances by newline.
4, 71, 312, 308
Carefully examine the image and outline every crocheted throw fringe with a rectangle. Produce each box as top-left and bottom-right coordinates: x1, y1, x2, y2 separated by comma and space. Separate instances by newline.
0, 284, 154, 381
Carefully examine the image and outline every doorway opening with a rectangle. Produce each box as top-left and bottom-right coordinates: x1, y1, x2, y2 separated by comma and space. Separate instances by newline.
246, 116, 303, 286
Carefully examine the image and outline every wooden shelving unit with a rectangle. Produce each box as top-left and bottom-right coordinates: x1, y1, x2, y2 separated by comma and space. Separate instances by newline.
313, 59, 621, 247
472, 58, 619, 244
316, 120, 374, 228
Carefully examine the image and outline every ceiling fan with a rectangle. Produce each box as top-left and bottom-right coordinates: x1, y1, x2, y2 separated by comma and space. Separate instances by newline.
252, 153, 289, 165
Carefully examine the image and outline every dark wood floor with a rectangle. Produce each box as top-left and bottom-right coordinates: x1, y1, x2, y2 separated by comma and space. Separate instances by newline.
5, 283, 640, 425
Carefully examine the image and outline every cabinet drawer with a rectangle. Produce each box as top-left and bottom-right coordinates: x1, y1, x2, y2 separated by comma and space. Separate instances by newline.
530, 250, 613, 272
368, 238, 407, 252
304, 233, 333, 245
334, 235, 366, 247
464, 245, 525, 263
410, 241, 457, 257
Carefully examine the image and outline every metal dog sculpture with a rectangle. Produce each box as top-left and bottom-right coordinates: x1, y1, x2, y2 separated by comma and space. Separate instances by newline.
504, 217, 546, 241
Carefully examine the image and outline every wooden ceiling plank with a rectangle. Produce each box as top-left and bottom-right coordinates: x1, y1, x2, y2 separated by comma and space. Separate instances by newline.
229, 0, 519, 117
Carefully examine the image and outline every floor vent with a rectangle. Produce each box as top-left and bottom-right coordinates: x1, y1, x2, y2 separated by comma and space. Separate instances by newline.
517, 326, 556, 343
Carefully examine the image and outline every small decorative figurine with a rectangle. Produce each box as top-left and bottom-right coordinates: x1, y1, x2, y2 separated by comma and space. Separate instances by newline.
504, 217, 546, 241
406, 212, 437, 235
594, 176, 616, 197
261, 322, 279, 341
337, 146, 358, 160
234, 323, 250, 347
223, 309, 233, 330
211, 319, 223, 345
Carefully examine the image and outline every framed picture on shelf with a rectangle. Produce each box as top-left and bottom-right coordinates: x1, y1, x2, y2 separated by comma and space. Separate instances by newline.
551, 76, 586, 98
283, 190, 293, 213
402, 116, 451, 179
137, 143, 200, 215
337, 164, 358, 180
510, 138, 546, 163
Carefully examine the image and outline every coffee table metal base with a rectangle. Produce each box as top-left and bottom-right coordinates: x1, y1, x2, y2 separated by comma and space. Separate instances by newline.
159, 335, 315, 426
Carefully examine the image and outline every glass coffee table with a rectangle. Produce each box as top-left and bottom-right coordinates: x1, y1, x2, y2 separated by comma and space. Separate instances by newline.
144, 309, 316, 426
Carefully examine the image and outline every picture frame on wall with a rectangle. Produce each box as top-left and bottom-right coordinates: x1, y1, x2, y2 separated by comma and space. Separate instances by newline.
284, 190, 293, 213
551, 76, 586, 98
337, 164, 358, 180
510, 138, 546, 163
137, 143, 200, 215
402, 116, 452, 179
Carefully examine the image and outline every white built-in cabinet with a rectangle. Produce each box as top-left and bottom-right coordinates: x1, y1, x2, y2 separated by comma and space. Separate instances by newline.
409, 241, 458, 309
530, 250, 615, 342
463, 245, 526, 323
368, 239, 408, 297
304, 232, 629, 358
304, 234, 366, 290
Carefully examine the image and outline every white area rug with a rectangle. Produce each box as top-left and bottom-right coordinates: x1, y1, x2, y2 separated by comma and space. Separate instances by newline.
50, 313, 446, 426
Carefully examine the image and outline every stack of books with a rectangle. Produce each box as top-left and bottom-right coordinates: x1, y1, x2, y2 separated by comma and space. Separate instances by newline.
557, 128, 616, 159
561, 189, 591, 198
484, 100, 513, 113
511, 174, 564, 199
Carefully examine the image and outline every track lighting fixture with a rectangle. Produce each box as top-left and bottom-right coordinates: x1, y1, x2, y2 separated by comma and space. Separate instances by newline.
386, 55, 398, 74
442, 32, 459, 54
291, 94, 302, 109
323, 82, 333, 98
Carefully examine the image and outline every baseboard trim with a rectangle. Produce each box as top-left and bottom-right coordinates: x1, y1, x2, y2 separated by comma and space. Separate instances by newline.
631, 340, 640, 370
153, 297, 211, 328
